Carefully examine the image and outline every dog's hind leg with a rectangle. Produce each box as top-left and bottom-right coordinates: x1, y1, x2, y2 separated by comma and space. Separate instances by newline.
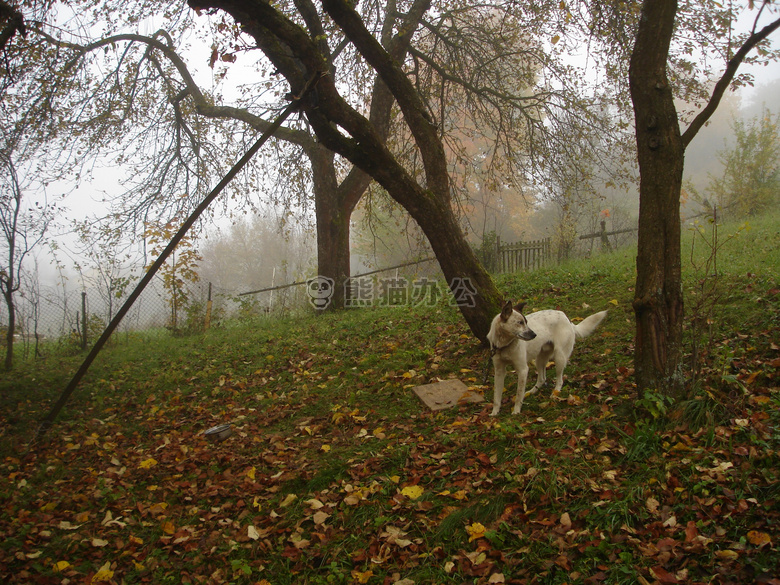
491, 360, 507, 416
512, 364, 529, 414
551, 349, 569, 395
531, 343, 554, 394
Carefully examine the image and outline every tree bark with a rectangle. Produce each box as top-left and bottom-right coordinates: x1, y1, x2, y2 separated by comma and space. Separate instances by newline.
628, 0, 685, 395
309, 144, 363, 310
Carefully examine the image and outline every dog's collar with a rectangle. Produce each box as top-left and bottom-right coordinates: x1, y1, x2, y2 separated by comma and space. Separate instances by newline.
490, 338, 517, 355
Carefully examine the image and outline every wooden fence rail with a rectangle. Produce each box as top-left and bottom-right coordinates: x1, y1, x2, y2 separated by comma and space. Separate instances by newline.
495, 236, 552, 273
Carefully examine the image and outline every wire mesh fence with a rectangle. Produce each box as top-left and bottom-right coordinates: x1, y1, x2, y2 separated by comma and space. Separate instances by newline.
0, 275, 314, 361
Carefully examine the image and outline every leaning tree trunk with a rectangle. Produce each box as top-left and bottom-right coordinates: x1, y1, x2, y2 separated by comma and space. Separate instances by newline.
189, 0, 505, 342
628, 0, 686, 397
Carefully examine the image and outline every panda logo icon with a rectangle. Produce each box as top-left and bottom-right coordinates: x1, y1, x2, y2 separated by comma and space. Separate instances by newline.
306, 276, 335, 309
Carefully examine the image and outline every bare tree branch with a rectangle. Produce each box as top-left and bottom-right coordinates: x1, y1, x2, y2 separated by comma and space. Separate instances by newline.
683, 15, 780, 147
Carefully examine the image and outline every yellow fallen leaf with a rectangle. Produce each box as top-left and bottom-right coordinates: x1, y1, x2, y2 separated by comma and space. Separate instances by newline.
139, 458, 157, 469
352, 569, 374, 583
321, 444, 331, 452
715, 549, 739, 561
400, 485, 424, 500
280, 493, 298, 507
609, 299, 619, 306
53, 560, 70, 572
161, 521, 176, 535
466, 522, 486, 542
91, 561, 114, 583
246, 466, 256, 480
747, 530, 772, 547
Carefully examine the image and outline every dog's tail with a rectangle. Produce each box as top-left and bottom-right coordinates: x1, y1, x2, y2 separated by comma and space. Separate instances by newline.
574, 310, 608, 339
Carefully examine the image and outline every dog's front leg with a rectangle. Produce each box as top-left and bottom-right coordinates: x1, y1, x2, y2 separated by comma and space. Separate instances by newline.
512, 364, 529, 414
491, 359, 507, 416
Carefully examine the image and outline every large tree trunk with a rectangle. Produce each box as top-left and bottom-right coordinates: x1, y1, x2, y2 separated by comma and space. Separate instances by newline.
629, 0, 685, 396
310, 145, 364, 311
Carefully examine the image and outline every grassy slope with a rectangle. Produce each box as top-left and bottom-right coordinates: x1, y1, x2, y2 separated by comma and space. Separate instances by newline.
1, 215, 778, 585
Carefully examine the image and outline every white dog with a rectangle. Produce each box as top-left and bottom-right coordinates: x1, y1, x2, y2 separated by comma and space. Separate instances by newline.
487, 301, 607, 416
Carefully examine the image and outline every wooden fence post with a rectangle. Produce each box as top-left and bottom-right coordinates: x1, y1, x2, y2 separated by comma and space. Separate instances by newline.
204, 282, 213, 331
81, 292, 87, 350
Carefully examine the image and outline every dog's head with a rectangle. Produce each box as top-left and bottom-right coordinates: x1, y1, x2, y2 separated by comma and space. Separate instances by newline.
498, 300, 536, 341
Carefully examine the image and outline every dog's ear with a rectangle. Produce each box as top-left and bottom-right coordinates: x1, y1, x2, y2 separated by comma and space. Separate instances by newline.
514, 301, 526, 314
500, 300, 514, 321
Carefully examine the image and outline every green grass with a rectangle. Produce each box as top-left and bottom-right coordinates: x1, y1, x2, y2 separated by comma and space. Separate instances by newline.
1, 213, 778, 584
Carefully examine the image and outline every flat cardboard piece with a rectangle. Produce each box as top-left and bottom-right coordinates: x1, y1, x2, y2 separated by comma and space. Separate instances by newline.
412, 379, 484, 411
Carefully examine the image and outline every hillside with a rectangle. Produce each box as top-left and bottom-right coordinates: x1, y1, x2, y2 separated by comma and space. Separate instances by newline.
1, 215, 778, 584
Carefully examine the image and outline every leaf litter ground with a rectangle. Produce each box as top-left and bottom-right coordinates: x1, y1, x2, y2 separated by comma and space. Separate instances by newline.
1, 245, 779, 585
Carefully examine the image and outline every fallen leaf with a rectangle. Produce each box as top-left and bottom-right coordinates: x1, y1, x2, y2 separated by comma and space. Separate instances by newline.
715, 549, 739, 561
747, 530, 772, 547
352, 570, 374, 584
684, 520, 698, 542
400, 485, 424, 500
646, 497, 660, 514
53, 560, 70, 572
91, 538, 109, 547
280, 493, 298, 507
465, 550, 487, 565
139, 458, 157, 469
466, 522, 486, 542
248, 525, 260, 540
649, 565, 678, 584
91, 561, 114, 583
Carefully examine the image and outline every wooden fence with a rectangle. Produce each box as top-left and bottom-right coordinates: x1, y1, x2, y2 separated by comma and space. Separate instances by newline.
494, 237, 552, 273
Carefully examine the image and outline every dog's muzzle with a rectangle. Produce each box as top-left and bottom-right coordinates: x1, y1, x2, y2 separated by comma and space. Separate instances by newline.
518, 330, 536, 341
